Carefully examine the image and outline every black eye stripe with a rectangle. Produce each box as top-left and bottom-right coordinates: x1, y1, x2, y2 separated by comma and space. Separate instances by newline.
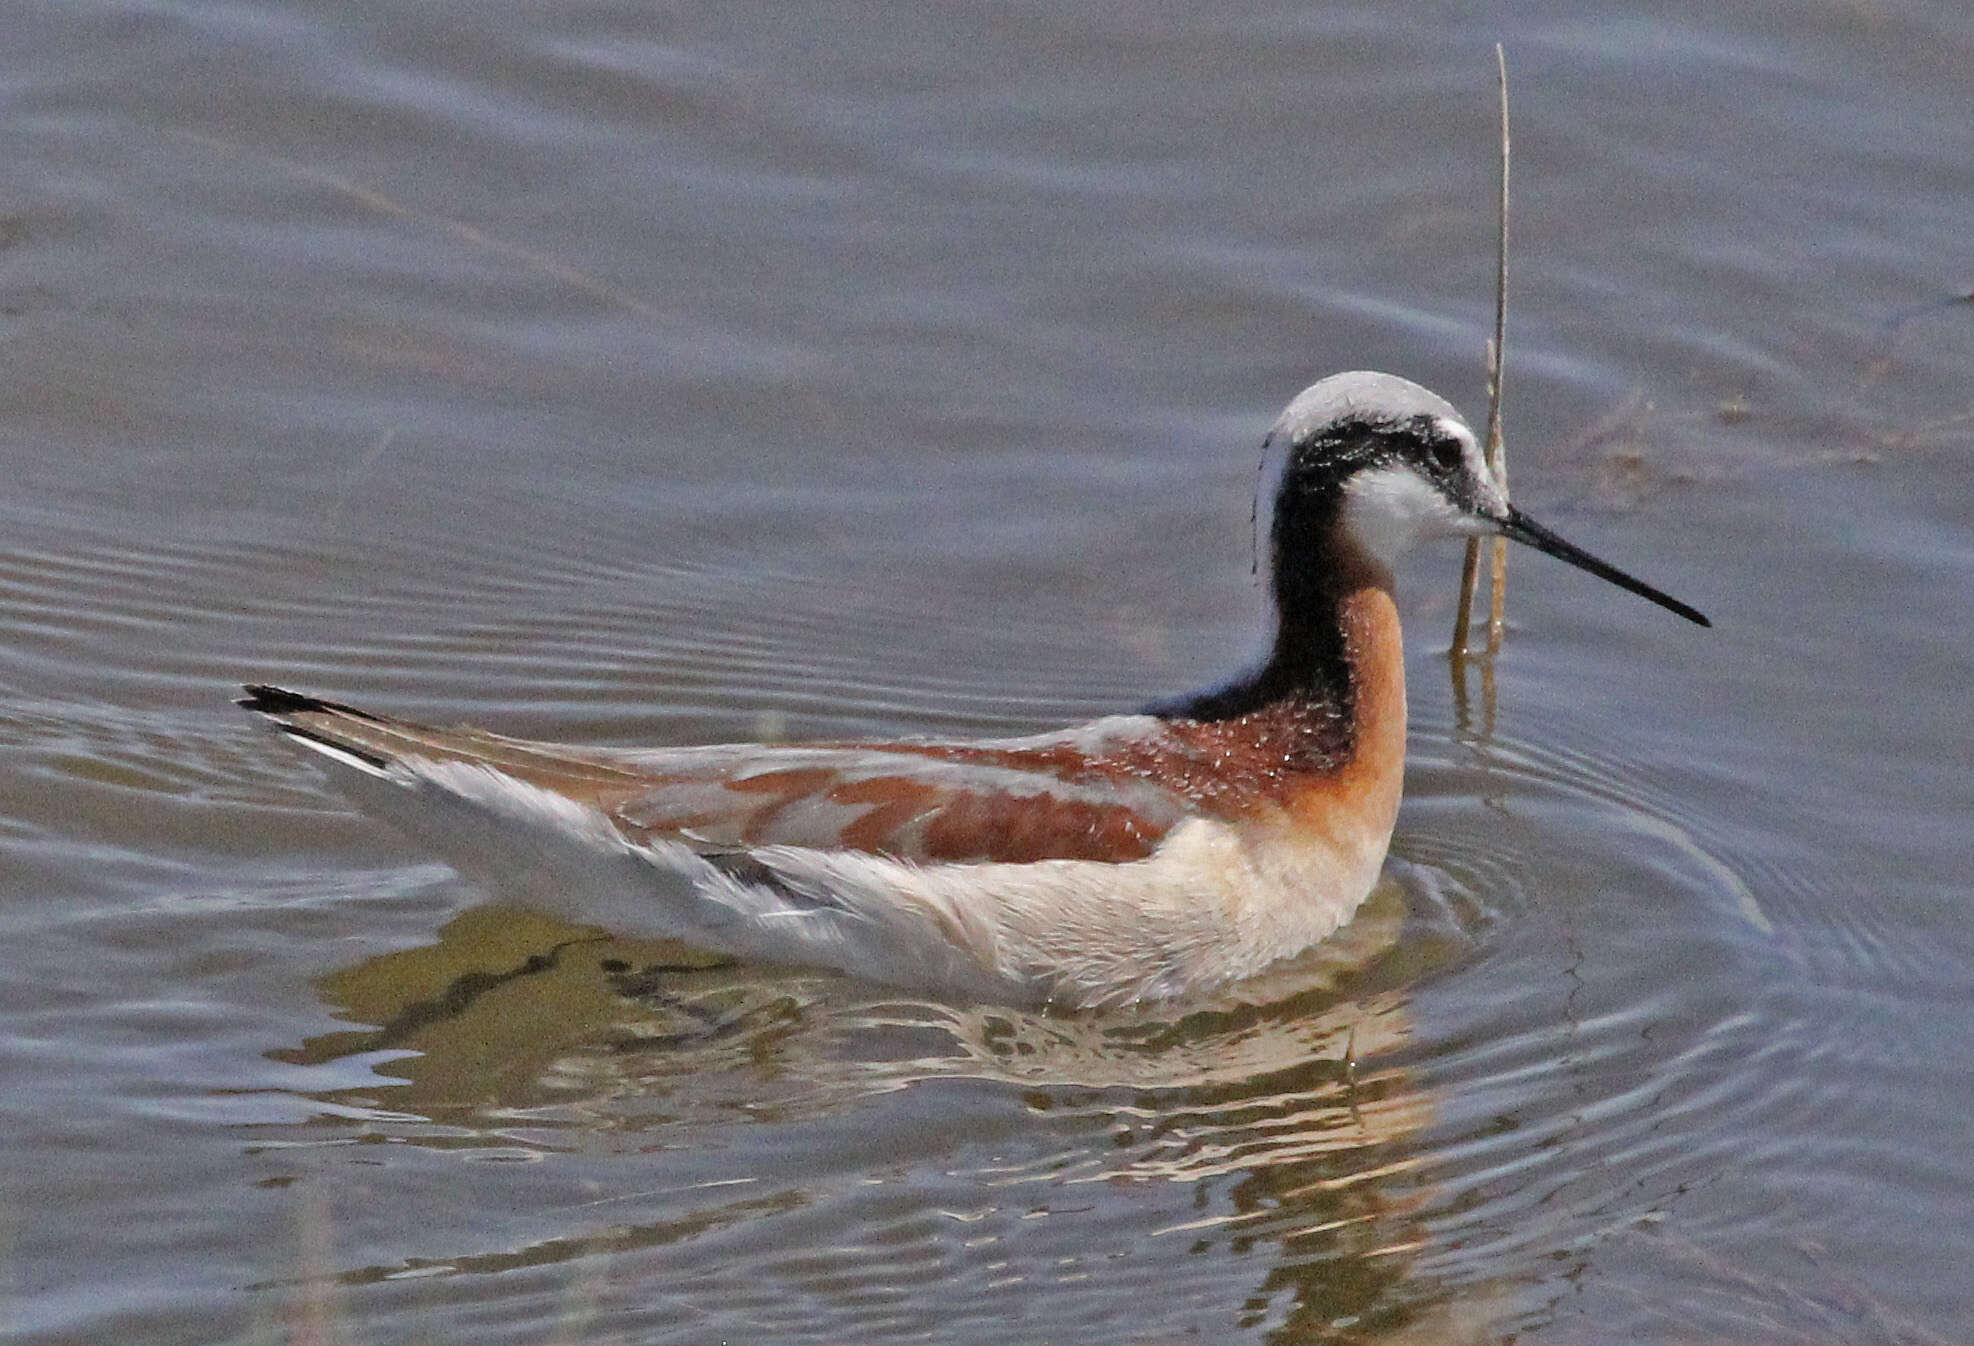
1283, 411, 1474, 486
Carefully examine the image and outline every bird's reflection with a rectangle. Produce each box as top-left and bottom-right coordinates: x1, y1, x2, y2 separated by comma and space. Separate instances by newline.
270, 876, 1484, 1342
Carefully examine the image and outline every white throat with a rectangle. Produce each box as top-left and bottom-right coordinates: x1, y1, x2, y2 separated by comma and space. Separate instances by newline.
1338, 465, 1478, 570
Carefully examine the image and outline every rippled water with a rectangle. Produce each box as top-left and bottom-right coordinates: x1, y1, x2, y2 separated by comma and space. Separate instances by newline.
7, 2, 1973, 1342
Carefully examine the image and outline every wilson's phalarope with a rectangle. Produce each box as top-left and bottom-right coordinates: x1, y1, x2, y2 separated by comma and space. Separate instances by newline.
243, 371, 1706, 1008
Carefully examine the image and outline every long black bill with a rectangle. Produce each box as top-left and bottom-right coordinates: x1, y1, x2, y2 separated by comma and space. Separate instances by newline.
1499, 506, 1710, 627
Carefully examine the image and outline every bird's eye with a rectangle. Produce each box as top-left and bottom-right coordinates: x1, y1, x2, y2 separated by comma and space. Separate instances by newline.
1430, 437, 1464, 472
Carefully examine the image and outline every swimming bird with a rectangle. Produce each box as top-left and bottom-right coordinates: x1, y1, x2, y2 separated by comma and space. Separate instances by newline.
242, 371, 1706, 1009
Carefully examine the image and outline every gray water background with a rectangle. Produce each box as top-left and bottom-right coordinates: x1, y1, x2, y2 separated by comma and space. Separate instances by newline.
5, 2, 1973, 1342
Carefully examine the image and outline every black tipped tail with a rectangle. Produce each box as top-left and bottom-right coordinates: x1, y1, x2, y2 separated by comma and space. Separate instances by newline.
239, 683, 322, 714
237, 684, 382, 721
237, 684, 397, 771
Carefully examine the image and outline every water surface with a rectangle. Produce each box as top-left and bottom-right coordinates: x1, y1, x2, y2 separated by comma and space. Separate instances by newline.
5, 2, 1972, 1342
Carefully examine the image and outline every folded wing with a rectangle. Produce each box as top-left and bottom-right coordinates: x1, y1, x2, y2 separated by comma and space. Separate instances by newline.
239, 684, 1196, 866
